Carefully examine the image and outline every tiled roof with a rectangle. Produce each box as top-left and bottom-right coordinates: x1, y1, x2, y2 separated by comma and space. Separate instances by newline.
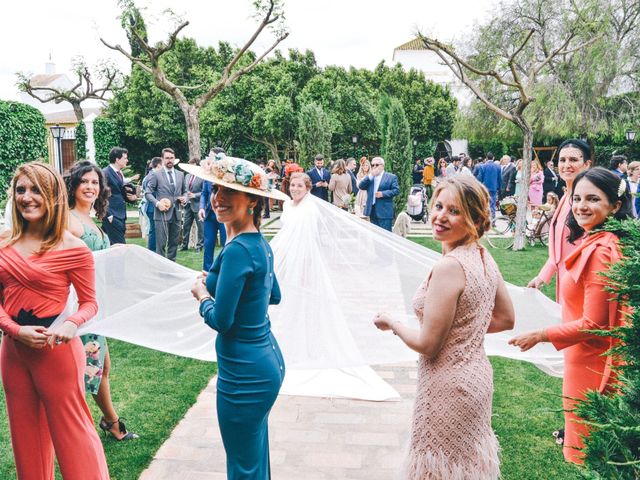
29, 74, 65, 87
394, 38, 426, 51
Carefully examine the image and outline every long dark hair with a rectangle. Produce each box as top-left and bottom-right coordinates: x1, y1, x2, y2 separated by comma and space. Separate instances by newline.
250, 195, 264, 231
65, 161, 110, 219
566, 167, 632, 243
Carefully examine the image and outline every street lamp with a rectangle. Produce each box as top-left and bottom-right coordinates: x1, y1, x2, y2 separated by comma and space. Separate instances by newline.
625, 130, 636, 142
50, 124, 66, 173
351, 134, 358, 158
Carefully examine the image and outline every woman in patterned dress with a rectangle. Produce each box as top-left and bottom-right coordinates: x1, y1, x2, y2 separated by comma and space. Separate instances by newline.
66, 161, 139, 441
374, 176, 515, 479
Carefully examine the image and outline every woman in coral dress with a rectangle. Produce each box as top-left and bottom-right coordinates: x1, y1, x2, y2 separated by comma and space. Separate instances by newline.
528, 160, 544, 206
0, 162, 109, 479
510, 167, 633, 464
374, 176, 515, 479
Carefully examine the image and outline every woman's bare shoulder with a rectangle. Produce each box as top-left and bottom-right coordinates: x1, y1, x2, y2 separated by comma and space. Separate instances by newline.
61, 231, 88, 250
67, 213, 84, 238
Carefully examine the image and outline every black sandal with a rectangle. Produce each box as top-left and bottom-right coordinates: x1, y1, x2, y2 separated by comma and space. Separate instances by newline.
99, 417, 140, 441
552, 428, 564, 445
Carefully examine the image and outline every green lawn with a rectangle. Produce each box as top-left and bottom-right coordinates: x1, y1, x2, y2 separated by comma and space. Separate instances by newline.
0, 236, 579, 479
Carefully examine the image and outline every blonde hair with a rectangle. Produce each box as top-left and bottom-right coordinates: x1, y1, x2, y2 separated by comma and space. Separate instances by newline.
628, 161, 640, 176
357, 159, 371, 179
290, 172, 312, 190
7, 162, 68, 253
431, 176, 491, 242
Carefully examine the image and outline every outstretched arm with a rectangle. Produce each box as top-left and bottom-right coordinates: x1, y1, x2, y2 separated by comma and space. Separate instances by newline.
374, 257, 464, 358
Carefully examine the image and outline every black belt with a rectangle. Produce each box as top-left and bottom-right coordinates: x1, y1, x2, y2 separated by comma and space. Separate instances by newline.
12, 309, 60, 328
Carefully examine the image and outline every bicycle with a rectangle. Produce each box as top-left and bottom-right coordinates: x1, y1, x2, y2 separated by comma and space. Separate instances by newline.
486, 198, 552, 249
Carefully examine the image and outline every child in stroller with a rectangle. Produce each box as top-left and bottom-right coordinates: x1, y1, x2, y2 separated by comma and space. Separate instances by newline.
407, 185, 428, 223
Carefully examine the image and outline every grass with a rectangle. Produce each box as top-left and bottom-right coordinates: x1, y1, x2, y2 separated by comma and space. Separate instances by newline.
0, 236, 580, 479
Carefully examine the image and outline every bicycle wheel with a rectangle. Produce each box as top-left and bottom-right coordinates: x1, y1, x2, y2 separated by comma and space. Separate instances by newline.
486, 221, 515, 249
492, 216, 512, 234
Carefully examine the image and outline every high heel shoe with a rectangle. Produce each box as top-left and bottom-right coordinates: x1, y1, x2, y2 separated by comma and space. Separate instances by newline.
99, 417, 140, 441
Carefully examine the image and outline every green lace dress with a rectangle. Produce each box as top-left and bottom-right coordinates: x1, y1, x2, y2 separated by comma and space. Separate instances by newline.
77, 220, 110, 395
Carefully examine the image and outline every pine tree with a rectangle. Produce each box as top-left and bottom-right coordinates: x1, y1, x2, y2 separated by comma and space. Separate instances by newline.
574, 219, 640, 479
380, 97, 412, 218
297, 102, 332, 168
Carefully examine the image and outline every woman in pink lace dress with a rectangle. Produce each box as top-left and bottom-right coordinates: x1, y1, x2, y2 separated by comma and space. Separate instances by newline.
374, 176, 514, 479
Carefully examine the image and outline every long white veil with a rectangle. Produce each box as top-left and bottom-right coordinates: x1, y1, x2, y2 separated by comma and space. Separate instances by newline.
51, 194, 563, 400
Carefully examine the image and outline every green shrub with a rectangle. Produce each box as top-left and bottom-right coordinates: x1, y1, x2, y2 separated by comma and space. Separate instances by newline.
0, 101, 48, 199
575, 219, 640, 478
93, 116, 125, 167
75, 120, 87, 159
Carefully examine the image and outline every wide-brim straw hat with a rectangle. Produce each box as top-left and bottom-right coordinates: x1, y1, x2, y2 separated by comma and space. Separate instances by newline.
179, 156, 290, 202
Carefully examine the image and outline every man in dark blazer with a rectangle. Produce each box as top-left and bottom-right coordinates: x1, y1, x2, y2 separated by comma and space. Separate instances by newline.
181, 160, 204, 252
102, 147, 137, 244
358, 156, 400, 231
145, 148, 186, 261
307, 154, 331, 201
542, 160, 558, 199
346, 157, 359, 194
499, 155, 516, 199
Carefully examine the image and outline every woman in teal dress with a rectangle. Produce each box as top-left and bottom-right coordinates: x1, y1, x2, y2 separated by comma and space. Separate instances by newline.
66, 161, 138, 441
186, 156, 290, 479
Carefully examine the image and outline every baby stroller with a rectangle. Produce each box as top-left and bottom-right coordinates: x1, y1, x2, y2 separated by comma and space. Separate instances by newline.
407, 185, 428, 223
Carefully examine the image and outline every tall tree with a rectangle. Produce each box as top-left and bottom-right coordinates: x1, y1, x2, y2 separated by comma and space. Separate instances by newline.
381, 97, 412, 217
297, 102, 332, 167
101, 0, 288, 160
418, 0, 599, 250
17, 57, 119, 122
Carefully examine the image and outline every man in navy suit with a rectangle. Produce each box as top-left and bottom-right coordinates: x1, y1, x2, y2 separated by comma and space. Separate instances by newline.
198, 148, 227, 272
358, 156, 400, 231
307, 154, 331, 201
346, 157, 359, 194
102, 147, 137, 244
477, 152, 502, 220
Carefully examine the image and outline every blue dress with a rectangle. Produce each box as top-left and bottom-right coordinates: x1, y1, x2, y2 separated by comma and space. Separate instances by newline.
199, 232, 285, 479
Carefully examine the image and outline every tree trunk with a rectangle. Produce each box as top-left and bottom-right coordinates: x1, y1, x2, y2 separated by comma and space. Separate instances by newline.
71, 102, 85, 123
513, 117, 533, 251
184, 105, 202, 161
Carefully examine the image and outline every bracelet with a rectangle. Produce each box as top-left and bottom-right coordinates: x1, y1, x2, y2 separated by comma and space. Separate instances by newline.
198, 295, 212, 304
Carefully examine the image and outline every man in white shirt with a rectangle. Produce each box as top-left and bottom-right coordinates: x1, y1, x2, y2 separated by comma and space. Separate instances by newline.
358, 157, 400, 231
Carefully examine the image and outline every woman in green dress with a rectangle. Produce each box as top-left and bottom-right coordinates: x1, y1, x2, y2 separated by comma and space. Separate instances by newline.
65, 161, 138, 441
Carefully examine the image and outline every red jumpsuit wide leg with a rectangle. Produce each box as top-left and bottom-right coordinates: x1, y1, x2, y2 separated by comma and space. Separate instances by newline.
1, 336, 109, 480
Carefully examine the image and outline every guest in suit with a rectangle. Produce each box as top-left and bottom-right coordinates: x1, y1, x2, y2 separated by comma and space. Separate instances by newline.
358, 156, 400, 231
102, 147, 137, 244
307, 154, 331, 201
543, 160, 559, 199
445, 156, 461, 177
145, 148, 186, 261
181, 159, 204, 252
511, 167, 632, 464
346, 157, 359, 194
477, 153, 502, 220
329, 159, 353, 210
609, 155, 628, 178
412, 158, 424, 184
499, 155, 516, 199
141, 157, 162, 251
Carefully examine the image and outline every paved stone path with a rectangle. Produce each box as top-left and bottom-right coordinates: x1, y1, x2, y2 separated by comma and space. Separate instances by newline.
140, 362, 417, 479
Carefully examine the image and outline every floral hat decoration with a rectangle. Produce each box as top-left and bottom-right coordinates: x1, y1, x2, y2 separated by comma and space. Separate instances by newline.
178, 152, 290, 201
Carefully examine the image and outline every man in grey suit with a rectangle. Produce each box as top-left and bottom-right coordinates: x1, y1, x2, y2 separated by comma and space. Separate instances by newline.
181, 160, 204, 251
145, 148, 186, 261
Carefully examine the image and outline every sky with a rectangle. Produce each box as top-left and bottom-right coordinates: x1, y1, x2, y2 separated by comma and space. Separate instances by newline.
1, 0, 497, 101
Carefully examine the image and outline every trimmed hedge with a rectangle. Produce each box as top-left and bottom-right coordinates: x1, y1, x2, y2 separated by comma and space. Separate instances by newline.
0, 101, 48, 199
93, 116, 125, 168
75, 120, 87, 159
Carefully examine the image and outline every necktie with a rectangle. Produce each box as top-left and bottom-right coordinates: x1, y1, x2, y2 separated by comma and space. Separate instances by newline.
117, 170, 124, 183
168, 170, 175, 186
188, 174, 194, 190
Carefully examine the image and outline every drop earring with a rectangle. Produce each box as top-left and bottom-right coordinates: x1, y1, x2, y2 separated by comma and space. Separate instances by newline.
248, 207, 254, 215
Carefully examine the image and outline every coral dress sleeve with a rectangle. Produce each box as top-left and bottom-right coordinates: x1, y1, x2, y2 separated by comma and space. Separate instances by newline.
200, 242, 252, 334
0, 302, 20, 337
538, 258, 556, 284
65, 248, 98, 327
546, 247, 613, 350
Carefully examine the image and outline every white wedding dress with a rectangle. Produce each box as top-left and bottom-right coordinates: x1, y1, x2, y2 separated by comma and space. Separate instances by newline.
50, 194, 564, 401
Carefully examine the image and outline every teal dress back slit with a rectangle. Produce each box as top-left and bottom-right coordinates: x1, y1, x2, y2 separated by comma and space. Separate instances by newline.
199, 232, 284, 479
